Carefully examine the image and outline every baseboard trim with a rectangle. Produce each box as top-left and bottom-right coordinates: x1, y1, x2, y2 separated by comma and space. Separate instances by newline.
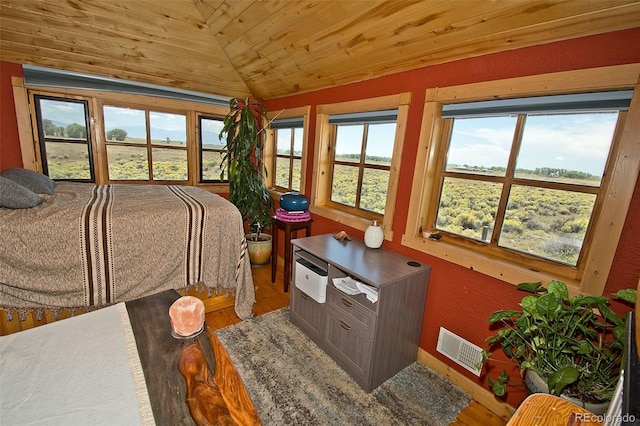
417, 348, 515, 421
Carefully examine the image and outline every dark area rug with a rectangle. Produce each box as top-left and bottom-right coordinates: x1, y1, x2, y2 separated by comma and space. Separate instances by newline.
215, 308, 471, 425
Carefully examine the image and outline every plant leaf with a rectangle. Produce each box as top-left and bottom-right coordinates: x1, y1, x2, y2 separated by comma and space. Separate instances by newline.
520, 295, 539, 316
517, 282, 544, 294
546, 280, 569, 301
488, 310, 520, 324
548, 366, 579, 395
612, 289, 636, 304
536, 293, 559, 318
488, 370, 510, 396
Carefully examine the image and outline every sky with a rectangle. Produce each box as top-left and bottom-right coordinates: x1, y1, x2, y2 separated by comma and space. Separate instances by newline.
448, 112, 618, 177
40, 99, 617, 177
335, 123, 396, 158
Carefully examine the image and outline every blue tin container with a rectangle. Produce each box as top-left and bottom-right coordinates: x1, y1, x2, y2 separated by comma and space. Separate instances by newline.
279, 191, 309, 211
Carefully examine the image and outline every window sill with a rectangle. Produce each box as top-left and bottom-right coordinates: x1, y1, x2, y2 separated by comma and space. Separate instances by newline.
196, 183, 230, 194
401, 233, 582, 294
309, 205, 393, 241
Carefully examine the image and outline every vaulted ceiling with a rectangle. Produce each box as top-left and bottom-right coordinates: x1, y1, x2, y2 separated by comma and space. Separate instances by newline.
1, 0, 639, 100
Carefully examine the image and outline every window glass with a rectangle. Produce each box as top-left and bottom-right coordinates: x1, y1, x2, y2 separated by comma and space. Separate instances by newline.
361, 168, 389, 214
515, 113, 617, 186
104, 105, 188, 182
331, 164, 359, 207
499, 185, 597, 265
104, 106, 146, 143
432, 109, 618, 267
335, 125, 363, 163
35, 96, 93, 181
106, 145, 149, 180
44, 142, 92, 180
329, 118, 396, 216
276, 129, 292, 155
200, 116, 226, 182
150, 112, 187, 147
273, 123, 304, 191
436, 177, 502, 241
152, 148, 187, 180
365, 123, 394, 166
291, 158, 302, 192
446, 116, 516, 176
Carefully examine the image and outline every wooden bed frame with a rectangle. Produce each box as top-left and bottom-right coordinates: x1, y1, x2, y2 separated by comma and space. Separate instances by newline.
0, 289, 235, 336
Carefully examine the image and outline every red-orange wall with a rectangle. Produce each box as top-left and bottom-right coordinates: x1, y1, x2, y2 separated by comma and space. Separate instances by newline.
265, 27, 640, 407
0, 61, 24, 170
1, 28, 639, 407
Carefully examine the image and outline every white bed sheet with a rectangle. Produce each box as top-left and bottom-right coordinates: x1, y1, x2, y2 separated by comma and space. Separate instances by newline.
0, 303, 154, 425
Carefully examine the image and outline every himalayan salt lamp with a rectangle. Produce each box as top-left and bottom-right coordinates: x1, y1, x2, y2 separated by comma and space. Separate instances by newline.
169, 296, 205, 338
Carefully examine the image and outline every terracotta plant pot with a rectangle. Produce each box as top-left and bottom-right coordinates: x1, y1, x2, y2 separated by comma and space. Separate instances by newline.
246, 233, 272, 267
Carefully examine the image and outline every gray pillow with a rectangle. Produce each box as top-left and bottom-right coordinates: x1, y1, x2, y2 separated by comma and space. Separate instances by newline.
0, 176, 43, 209
1, 168, 55, 195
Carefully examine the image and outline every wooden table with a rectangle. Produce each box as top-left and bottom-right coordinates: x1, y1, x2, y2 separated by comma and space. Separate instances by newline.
271, 215, 312, 291
506, 394, 602, 426
126, 290, 221, 425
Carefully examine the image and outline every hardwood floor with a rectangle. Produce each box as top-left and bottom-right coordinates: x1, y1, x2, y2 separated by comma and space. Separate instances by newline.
205, 263, 508, 426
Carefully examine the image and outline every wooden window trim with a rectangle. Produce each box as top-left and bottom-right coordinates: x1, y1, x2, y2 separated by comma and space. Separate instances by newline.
266, 106, 310, 198
312, 93, 411, 239
197, 114, 227, 184
17, 85, 229, 192
402, 64, 640, 296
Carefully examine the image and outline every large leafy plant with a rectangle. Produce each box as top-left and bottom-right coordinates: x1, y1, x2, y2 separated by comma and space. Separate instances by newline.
480, 280, 636, 404
219, 98, 274, 239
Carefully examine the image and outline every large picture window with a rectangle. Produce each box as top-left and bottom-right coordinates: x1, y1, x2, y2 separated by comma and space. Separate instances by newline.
403, 67, 640, 294
103, 105, 188, 181
33, 95, 94, 181
433, 106, 623, 267
23, 68, 230, 189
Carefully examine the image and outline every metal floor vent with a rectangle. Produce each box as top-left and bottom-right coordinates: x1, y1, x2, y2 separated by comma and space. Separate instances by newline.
436, 327, 483, 376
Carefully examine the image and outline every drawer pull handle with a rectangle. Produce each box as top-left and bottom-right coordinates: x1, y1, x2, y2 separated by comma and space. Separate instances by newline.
341, 298, 353, 308
340, 320, 351, 330
301, 293, 309, 300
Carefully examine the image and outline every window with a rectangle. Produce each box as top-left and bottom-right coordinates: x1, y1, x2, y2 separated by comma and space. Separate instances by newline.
271, 117, 304, 191
403, 66, 640, 294
433, 105, 623, 268
265, 106, 310, 196
103, 105, 188, 181
33, 95, 94, 181
313, 94, 410, 237
329, 112, 397, 217
23, 80, 230, 189
199, 115, 227, 182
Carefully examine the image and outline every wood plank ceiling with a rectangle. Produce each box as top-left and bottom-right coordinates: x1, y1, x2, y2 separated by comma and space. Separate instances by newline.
1, 0, 639, 100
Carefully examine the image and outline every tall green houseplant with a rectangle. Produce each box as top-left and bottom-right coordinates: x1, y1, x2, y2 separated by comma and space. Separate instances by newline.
219, 98, 274, 240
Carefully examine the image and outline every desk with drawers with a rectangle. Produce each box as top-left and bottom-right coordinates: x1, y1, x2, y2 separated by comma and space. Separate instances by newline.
290, 234, 431, 392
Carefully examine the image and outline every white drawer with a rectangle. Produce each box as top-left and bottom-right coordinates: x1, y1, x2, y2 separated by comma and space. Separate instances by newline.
295, 258, 328, 303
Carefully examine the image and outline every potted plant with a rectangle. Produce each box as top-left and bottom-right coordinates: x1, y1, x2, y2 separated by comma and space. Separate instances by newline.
480, 280, 636, 413
219, 97, 274, 266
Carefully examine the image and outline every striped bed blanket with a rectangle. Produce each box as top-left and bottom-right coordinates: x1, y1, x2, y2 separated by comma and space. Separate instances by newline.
0, 182, 255, 319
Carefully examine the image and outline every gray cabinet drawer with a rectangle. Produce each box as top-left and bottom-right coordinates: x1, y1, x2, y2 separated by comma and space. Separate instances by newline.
291, 284, 324, 343
326, 285, 377, 339
324, 312, 373, 386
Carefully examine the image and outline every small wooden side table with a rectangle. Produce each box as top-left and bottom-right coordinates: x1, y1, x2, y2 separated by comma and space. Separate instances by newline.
271, 216, 312, 292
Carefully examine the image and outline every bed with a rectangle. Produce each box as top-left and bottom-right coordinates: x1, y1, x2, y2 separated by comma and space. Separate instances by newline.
0, 178, 255, 323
